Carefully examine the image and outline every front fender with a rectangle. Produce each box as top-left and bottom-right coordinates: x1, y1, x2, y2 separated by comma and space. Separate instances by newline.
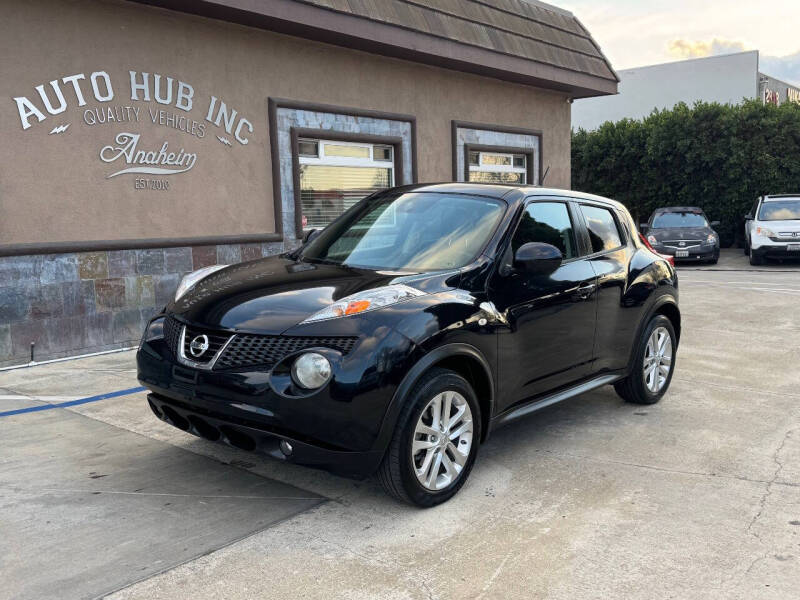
370, 342, 496, 454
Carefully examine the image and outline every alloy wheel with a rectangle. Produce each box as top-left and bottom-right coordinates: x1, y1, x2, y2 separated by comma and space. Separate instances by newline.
643, 326, 672, 393
411, 391, 474, 491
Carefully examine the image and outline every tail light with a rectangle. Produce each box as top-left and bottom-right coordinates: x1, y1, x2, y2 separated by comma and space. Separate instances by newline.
639, 232, 675, 267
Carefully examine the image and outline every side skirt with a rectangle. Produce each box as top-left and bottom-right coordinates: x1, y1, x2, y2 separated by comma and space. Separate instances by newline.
489, 373, 623, 431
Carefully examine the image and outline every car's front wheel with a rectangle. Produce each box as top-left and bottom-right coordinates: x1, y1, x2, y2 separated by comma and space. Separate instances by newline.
614, 314, 677, 405
378, 368, 480, 507
749, 244, 764, 266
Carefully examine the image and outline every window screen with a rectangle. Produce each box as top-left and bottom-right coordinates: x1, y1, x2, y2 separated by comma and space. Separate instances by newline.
511, 202, 576, 259
580, 205, 624, 253
298, 139, 395, 230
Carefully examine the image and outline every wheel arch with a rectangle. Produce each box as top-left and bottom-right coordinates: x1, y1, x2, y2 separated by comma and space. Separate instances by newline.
374, 343, 495, 452
626, 294, 681, 375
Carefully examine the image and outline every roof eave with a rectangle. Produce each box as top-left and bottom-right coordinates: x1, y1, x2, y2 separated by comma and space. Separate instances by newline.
127, 0, 619, 98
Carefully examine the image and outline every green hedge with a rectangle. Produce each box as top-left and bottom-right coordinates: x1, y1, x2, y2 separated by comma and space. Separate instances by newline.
571, 100, 800, 246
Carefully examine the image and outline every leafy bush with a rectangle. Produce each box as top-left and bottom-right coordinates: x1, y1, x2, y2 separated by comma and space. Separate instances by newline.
571, 100, 800, 246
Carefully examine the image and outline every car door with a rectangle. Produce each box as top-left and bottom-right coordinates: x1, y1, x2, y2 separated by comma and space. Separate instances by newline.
490, 198, 598, 411
576, 202, 636, 374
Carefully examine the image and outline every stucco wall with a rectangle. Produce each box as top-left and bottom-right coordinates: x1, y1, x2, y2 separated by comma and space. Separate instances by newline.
1, 0, 571, 248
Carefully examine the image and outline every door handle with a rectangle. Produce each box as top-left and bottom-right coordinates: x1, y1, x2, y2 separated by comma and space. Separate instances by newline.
576, 282, 596, 299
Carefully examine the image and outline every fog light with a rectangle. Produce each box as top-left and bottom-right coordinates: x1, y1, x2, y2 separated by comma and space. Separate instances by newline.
291, 352, 332, 389
279, 440, 293, 456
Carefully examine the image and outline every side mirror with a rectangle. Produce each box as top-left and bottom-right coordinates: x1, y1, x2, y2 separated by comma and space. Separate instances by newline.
744, 214, 753, 221
303, 228, 320, 244
710, 220, 721, 227
639, 223, 649, 234
513, 242, 563, 275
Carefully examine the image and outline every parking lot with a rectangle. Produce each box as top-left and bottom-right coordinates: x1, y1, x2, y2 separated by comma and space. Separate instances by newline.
2, 248, 799, 600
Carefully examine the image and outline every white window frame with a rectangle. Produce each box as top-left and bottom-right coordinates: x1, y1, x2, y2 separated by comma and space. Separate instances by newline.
298, 138, 396, 230
469, 151, 527, 183
298, 139, 395, 178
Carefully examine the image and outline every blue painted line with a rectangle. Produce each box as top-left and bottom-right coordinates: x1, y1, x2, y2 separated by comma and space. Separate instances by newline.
0, 386, 146, 418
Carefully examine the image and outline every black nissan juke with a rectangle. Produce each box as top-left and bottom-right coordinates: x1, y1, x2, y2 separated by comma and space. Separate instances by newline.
137, 183, 680, 506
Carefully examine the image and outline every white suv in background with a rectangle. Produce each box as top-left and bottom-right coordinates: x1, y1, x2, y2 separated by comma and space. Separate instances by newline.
744, 195, 800, 265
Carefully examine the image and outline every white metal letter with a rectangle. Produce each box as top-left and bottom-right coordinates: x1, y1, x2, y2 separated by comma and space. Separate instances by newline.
14, 96, 47, 130
129, 71, 150, 101
35, 80, 67, 115
91, 71, 114, 102
62, 74, 87, 106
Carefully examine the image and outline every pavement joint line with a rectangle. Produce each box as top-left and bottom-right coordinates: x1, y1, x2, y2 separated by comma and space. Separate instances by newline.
1, 486, 322, 501
0, 395, 85, 402
674, 377, 800, 400
0, 386, 146, 418
536, 449, 800, 490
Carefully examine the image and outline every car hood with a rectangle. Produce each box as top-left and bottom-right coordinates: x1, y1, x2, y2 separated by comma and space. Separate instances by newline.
168, 255, 458, 334
758, 219, 800, 231
648, 227, 714, 242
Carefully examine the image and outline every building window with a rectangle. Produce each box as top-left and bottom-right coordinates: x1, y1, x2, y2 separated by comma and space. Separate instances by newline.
468, 151, 528, 184
298, 139, 395, 230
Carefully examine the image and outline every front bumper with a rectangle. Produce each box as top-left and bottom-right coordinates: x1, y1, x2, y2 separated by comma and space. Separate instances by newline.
654, 246, 718, 261
145, 392, 382, 478
137, 326, 417, 478
751, 244, 800, 260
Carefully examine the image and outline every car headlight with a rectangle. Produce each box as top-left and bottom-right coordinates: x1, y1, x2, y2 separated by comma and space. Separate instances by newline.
174, 265, 228, 301
300, 284, 425, 323
139, 316, 165, 349
706, 233, 718, 244
291, 352, 332, 389
756, 226, 775, 238
647, 235, 658, 245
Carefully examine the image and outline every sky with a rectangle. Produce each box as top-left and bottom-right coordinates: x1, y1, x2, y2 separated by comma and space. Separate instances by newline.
559, 0, 800, 84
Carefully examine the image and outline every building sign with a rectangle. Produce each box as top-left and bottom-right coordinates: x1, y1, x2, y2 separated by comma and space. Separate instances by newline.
11, 70, 254, 187
789, 88, 800, 105
764, 88, 780, 106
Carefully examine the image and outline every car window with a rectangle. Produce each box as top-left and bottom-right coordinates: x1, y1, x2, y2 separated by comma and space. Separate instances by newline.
511, 202, 576, 259
758, 199, 800, 221
300, 192, 506, 271
580, 204, 624, 253
651, 212, 709, 228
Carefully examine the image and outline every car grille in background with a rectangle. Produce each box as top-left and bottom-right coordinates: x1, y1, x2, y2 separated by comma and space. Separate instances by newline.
662, 239, 702, 249
163, 316, 357, 370
215, 334, 358, 370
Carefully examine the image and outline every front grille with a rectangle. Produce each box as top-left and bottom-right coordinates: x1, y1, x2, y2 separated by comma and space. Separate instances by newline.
182, 325, 230, 365
662, 239, 702, 249
163, 316, 182, 357
215, 334, 358, 370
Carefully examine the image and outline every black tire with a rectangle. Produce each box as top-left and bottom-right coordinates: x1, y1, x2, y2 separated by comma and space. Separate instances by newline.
749, 246, 763, 266
614, 314, 677, 405
377, 368, 481, 507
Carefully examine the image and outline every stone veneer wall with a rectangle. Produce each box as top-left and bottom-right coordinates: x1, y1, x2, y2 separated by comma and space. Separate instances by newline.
0, 241, 288, 367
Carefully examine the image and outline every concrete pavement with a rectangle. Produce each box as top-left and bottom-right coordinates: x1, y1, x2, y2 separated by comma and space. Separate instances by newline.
1, 249, 798, 599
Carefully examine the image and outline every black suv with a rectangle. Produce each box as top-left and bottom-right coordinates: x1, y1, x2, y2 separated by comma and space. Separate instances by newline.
138, 184, 680, 506
641, 206, 720, 264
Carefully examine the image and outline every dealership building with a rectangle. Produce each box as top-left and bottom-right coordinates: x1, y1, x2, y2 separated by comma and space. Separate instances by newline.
573, 50, 800, 131
0, 0, 617, 367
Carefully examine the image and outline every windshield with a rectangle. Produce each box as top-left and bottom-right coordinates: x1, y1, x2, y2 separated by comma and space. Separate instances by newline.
759, 199, 800, 221
300, 192, 506, 271
651, 212, 708, 229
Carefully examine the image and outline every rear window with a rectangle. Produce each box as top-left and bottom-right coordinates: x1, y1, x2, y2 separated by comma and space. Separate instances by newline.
580, 205, 624, 253
759, 199, 800, 221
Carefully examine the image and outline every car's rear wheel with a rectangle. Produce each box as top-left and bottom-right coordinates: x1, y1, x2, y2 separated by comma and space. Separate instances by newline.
614, 314, 677, 405
378, 368, 480, 507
